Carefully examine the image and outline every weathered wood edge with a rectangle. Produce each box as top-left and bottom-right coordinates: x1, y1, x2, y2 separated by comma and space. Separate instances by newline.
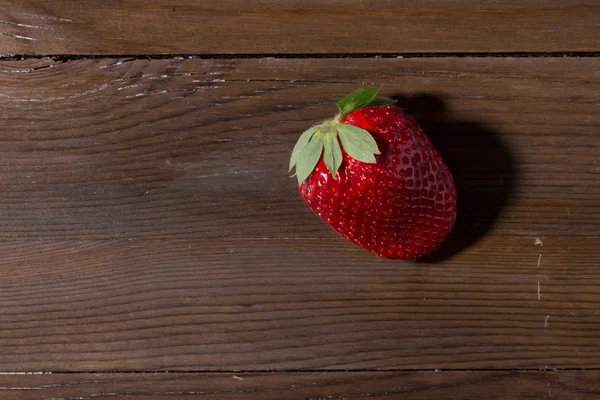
0, 370, 598, 399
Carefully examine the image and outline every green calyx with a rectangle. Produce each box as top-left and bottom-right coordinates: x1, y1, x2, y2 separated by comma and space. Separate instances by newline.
289, 88, 394, 185
336, 87, 395, 116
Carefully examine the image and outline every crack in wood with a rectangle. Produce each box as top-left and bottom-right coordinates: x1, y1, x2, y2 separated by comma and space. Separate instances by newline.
0, 31, 36, 41
0, 20, 46, 30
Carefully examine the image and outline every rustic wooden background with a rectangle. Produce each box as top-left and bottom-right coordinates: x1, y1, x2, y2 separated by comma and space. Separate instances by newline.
0, 1, 599, 398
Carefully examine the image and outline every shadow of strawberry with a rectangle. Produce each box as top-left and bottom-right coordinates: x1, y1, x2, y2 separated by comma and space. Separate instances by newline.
391, 94, 517, 262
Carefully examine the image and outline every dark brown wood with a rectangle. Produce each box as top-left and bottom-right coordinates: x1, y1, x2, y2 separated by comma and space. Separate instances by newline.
0, 1, 598, 55
0, 371, 599, 399
1, 3, 599, 395
1, 238, 599, 371
0, 57, 597, 239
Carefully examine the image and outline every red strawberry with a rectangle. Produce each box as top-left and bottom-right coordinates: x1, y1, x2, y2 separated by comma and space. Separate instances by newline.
289, 88, 456, 260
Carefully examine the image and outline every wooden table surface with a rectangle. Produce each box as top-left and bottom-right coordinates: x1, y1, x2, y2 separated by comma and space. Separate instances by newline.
0, 1, 599, 398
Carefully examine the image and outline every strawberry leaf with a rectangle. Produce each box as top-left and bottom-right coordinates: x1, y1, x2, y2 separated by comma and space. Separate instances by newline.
363, 97, 396, 108
295, 134, 325, 185
337, 123, 380, 164
337, 88, 380, 115
289, 125, 318, 172
323, 133, 343, 179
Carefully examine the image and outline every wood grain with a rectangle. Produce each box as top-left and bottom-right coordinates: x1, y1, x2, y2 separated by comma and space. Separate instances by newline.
1, 371, 599, 399
0, 1, 598, 397
1, 237, 599, 371
0, 1, 598, 55
0, 57, 597, 239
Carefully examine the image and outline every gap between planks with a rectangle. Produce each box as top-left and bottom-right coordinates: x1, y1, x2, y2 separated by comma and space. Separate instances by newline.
2, 367, 600, 374
1, 51, 600, 62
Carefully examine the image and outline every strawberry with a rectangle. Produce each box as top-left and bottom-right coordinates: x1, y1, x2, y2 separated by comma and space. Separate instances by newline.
289, 88, 456, 260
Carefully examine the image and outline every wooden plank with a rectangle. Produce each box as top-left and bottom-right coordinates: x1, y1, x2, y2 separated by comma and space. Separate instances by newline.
0, 1, 598, 55
0, 57, 597, 239
1, 237, 599, 371
0, 371, 599, 399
